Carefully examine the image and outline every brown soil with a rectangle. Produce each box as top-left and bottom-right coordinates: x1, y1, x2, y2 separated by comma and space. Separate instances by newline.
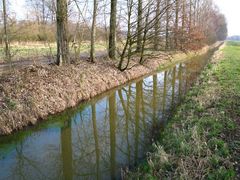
0, 43, 221, 135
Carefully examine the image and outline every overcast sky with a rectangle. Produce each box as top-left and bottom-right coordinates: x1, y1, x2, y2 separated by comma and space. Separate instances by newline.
11, 0, 240, 36
213, 0, 240, 36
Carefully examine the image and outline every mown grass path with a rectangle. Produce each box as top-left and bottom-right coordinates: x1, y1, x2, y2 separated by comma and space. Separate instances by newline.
127, 42, 240, 179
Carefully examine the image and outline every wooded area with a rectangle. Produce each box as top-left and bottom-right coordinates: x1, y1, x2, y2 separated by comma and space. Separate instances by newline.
1, 0, 227, 70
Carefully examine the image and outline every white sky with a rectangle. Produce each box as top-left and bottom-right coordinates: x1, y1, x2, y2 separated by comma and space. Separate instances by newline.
10, 0, 26, 19
10, 0, 240, 36
213, 0, 240, 36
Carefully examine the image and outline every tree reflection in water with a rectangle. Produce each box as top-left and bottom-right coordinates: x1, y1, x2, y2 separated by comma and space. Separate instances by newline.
0, 51, 215, 179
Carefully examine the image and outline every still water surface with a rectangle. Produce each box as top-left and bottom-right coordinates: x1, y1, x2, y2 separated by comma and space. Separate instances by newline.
0, 51, 215, 180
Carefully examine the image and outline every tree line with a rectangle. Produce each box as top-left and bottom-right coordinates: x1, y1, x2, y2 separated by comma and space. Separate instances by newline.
1, 0, 227, 70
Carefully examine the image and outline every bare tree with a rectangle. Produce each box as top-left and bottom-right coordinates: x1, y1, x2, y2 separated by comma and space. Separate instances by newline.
188, 0, 192, 34
154, 0, 161, 50
139, 0, 152, 64
108, 0, 117, 59
174, 0, 179, 48
181, 0, 186, 50
118, 0, 134, 71
136, 0, 143, 52
0, 0, 227, 67
90, 0, 98, 62
56, 0, 69, 65
27, 0, 49, 24
2, 0, 11, 62
165, 0, 170, 50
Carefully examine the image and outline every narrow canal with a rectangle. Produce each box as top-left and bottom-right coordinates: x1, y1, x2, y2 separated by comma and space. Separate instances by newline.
0, 49, 216, 180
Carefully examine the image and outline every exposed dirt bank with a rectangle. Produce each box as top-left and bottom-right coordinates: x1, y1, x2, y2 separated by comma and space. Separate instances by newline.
0, 43, 222, 135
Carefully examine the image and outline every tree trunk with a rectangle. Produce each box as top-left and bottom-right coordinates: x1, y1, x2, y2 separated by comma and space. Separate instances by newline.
42, 0, 46, 24
165, 0, 170, 50
154, 0, 161, 50
108, 0, 117, 59
136, 0, 143, 52
90, 0, 98, 62
118, 0, 133, 71
181, 0, 186, 50
56, 0, 69, 66
189, 0, 192, 33
193, 0, 197, 26
2, 0, 11, 62
139, 3, 151, 64
174, 0, 179, 49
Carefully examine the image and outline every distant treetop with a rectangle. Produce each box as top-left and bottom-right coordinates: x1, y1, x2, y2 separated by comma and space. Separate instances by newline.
228, 36, 240, 41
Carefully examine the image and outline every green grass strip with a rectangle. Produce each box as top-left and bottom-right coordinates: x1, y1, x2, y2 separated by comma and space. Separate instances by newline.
127, 42, 240, 179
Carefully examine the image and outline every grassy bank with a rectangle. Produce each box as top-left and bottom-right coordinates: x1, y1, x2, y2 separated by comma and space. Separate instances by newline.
126, 42, 240, 179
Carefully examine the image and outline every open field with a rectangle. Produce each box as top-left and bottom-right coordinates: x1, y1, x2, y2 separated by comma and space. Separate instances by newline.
126, 42, 240, 179
0, 41, 107, 63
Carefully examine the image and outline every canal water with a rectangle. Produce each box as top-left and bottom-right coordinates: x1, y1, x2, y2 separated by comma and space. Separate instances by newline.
0, 50, 216, 180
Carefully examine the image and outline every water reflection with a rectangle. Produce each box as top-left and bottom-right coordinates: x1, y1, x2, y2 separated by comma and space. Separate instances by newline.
61, 120, 73, 180
0, 51, 214, 180
92, 104, 100, 180
178, 63, 183, 100
109, 93, 117, 179
171, 66, 176, 107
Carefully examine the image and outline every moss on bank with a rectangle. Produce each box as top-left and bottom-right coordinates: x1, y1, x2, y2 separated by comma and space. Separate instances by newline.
126, 42, 240, 179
